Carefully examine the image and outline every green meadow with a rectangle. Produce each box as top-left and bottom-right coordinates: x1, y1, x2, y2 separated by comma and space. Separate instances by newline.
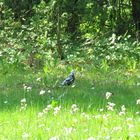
1, 66, 140, 140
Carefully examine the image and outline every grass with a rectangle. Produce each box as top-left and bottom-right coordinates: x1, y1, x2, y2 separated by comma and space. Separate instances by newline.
0, 66, 140, 140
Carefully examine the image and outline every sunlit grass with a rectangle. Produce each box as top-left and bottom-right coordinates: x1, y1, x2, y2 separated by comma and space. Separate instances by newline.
0, 67, 140, 139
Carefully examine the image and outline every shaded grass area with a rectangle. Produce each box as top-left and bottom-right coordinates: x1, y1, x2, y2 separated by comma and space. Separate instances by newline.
0, 67, 140, 139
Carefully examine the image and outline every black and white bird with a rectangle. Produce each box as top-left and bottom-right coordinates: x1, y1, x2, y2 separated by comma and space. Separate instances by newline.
61, 70, 75, 86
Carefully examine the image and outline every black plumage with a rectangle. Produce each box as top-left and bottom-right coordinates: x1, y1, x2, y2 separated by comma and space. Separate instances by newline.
61, 70, 75, 86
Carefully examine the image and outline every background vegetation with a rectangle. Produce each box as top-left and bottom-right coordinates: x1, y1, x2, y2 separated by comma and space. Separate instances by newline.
1, 0, 140, 139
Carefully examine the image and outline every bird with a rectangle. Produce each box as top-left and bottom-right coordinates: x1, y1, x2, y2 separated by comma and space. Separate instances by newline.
61, 70, 75, 86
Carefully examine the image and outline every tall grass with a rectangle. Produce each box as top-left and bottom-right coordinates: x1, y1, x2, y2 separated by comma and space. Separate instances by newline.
0, 66, 140, 139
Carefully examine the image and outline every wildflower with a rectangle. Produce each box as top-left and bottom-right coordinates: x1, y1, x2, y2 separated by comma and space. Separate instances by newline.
64, 127, 75, 135
126, 118, 133, 122
136, 111, 139, 115
71, 84, 75, 88
20, 104, 27, 111
84, 129, 88, 133
105, 135, 110, 140
43, 104, 53, 114
22, 133, 30, 139
4, 101, 8, 104
119, 105, 126, 116
18, 121, 22, 126
39, 90, 45, 95
129, 133, 135, 138
137, 83, 140, 86
103, 114, 108, 120
105, 92, 112, 99
119, 111, 125, 116
99, 108, 104, 112
138, 75, 140, 79
26, 86, 32, 92
0, 51, 2, 57
91, 87, 95, 90
71, 104, 77, 109
121, 105, 126, 112
48, 90, 51, 93
23, 84, 27, 90
107, 102, 115, 111
36, 77, 41, 81
71, 104, 79, 114
94, 115, 101, 119
21, 98, 26, 103
47, 104, 53, 109
49, 136, 59, 140
73, 118, 78, 124
87, 137, 96, 140
113, 126, 122, 131
128, 124, 134, 129
136, 99, 140, 105
81, 112, 90, 120
38, 124, 45, 128
38, 112, 44, 118
54, 106, 61, 115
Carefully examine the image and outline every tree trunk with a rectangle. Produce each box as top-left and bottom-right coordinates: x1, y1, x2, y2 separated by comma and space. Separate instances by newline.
131, 0, 140, 31
56, 2, 64, 60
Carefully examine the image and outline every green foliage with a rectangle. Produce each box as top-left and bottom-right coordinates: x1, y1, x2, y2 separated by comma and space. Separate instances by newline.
0, 0, 140, 71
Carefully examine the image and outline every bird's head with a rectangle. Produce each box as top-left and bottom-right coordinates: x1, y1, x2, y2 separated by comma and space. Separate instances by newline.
70, 70, 75, 76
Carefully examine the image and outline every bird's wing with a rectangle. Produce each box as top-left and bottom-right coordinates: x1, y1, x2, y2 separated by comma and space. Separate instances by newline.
62, 76, 72, 85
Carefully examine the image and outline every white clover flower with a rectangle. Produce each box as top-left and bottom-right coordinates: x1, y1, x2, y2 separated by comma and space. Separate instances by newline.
22, 133, 30, 139
71, 104, 79, 114
81, 112, 90, 120
4, 101, 8, 104
43, 108, 49, 113
20, 103, 27, 111
71, 104, 77, 109
105, 135, 110, 140
136, 83, 140, 86
71, 84, 75, 88
73, 118, 78, 124
107, 102, 115, 111
126, 118, 133, 122
39, 90, 45, 95
113, 126, 122, 131
107, 102, 116, 107
0, 51, 2, 57
47, 104, 53, 109
119, 111, 125, 116
64, 127, 74, 135
27, 86, 32, 90
136, 111, 139, 115
38, 112, 44, 118
54, 106, 61, 115
48, 90, 51, 93
119, 105, 126, 116
94, 115, 101, 119
23, 84, 27, 90
18, 121, 22, 126
87, 137, 96, 140
121, 105, 126, 112
99, 108, 104, 112
136, 99, 140, 105
103, 114, 108, 120
84, 129, 88, 133
21, 98, 26, 103
36, 77, 41, 81
128, 124, 134, 129
49, 136, 59, 140
38, 124, 45, 128
105, 92, 112, 99
129, 133, 135, 138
